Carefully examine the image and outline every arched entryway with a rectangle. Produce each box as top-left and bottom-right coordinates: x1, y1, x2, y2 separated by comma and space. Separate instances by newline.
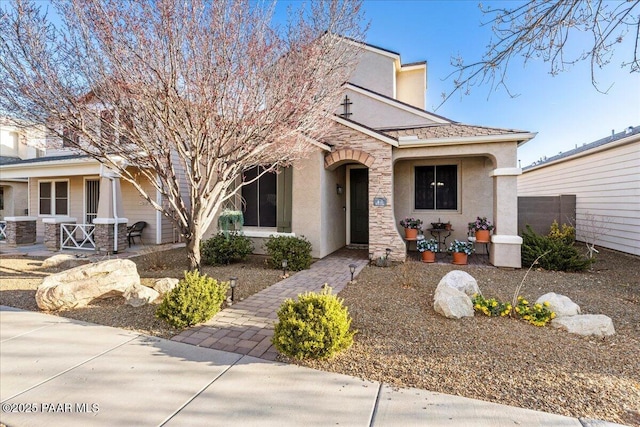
325, 149, 374, 246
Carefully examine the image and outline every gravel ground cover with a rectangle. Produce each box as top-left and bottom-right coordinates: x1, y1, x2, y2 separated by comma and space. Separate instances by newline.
0, 246, 638, 425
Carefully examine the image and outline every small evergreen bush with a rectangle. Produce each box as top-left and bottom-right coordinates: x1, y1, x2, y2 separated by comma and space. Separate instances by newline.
272, 287, 355, 360
548, 220, 576, 244
156, 270, 228, 328
521, 225, 592, 272
201, 232, 254, 265
264, 235, 312, 271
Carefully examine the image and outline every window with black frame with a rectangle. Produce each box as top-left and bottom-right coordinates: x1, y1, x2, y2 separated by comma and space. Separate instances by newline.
415, 165, 457, 210
242, 166, 277, 227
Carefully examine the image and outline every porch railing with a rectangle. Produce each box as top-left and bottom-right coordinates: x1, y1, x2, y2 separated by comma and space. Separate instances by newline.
0, 221, 6, 240
61, 223, 96, 250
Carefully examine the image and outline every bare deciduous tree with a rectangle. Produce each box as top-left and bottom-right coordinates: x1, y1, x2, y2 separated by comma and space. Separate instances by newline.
578, 211, 612, 259
0, 0, 365, 270
440, 0, 640, 106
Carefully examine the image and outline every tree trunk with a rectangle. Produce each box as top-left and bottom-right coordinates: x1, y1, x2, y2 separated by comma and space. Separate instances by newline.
186, 233, 202, 272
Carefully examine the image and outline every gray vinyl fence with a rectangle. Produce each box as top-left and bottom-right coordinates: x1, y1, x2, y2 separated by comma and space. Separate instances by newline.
517, 195, 576, 236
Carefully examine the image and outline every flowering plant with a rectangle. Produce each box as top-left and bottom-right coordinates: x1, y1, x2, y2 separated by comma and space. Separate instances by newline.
514, 296, 556, 327
399, 217, 423, 229
472, 294, 512, 317
468, 216, 495, 231
416, 238, 438, 253
448, 240, 474, 255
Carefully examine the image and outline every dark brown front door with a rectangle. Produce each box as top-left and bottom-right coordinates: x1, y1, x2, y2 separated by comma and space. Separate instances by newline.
350, 168, 368, 244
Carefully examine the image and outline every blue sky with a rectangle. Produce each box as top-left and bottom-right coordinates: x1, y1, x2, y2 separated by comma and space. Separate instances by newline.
360, 1, 640, 167
289, 0, 639, 167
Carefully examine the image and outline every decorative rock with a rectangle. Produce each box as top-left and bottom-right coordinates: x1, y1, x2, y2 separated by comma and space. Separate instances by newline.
152, 277, 179, 299
123, 284, 160, 307
551, 314, 615, 337
536, 292, 580, 318
436, 270, 480, 296
42, 254, 90, 270
36, 259, 140, 311
433, 286, 474, 319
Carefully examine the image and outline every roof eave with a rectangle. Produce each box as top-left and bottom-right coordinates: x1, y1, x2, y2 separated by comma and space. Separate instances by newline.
397, 132, 537, 148
332, 116, 399, 147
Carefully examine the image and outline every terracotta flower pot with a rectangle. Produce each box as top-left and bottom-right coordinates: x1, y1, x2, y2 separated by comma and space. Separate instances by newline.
452, 252, 468, 265
421, 250, 436, 263
404, 228, 418, 239
475, 229, 491, 243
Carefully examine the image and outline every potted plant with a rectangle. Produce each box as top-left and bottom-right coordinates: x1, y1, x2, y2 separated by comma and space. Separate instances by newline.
399, 217, 423, 239
416, 238, 438, 263
468, 216, 494, 243
448, 240, 474, 265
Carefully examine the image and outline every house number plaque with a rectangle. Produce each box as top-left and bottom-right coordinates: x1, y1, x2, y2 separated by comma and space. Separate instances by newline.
373, 197, 387, 207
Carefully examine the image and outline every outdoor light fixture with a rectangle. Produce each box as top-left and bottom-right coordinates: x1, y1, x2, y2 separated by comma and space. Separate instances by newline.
349, 264, 357, 282
229, 277, 237, 302
385, 248, 391, 259
336, 184, 343, 195
282, 259, 288, 277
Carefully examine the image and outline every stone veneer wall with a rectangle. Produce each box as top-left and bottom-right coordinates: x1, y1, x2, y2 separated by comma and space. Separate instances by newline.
94, 222, 128, 253
44, 221, 76, 250
325, 124, 406, 261
4, 217, 37, 246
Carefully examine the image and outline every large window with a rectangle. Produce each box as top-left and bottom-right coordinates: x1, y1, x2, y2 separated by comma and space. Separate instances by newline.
241, 166, 292, 231
415, 165, 458, 210
242, 166, 277, 228
39, 181, 68, 215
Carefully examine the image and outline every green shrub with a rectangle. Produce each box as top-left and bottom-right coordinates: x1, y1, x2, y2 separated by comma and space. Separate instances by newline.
264, 235, 312, 271
201, 232, 254, 265
156, 270, 228, 328
521, 225, 592, 272
272, 287, 355, 360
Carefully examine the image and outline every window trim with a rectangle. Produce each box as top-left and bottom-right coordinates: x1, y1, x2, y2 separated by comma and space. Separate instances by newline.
240, 166, 292, 232
38, 179, 70, 217
412, 160, 461, 213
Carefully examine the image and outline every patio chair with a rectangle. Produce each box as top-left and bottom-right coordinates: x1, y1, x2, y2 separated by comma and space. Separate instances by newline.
127, 221, 147, 247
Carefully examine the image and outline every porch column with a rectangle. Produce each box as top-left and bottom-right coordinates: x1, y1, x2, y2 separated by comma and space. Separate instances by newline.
43, 217, 76, 250
94, 173, 128, 253
490, 168, 523, 268
3, 216, 37, 246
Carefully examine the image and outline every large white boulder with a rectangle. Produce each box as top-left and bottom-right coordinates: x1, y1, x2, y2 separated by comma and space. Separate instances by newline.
36, 259, 140, 311
123, 284, 160, 307
536, 292, 581, 318
151, 277, 179, 299
436, 270, 480, 297
551, 314, 615, 337
433, 286, 474, 319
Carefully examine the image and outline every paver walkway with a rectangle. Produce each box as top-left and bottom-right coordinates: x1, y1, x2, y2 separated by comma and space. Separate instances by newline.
171, 249, 369, 360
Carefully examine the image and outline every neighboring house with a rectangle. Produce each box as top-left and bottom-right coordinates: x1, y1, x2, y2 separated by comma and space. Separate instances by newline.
518, 126, 640, 256
0, 41, 534, 267
0, 150, 175, 250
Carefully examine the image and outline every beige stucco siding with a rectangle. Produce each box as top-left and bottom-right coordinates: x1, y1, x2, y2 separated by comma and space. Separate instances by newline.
394, 157, 494, 243
340, 89, 433, 129
349, 49, 396, 98
291, 151, 325, 258
518, 140, 639, 255
321, 163, 347, 256
396, 67, 426, 109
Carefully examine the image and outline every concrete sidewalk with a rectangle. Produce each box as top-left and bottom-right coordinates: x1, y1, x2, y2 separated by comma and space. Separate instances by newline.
1, 307, 609, 427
